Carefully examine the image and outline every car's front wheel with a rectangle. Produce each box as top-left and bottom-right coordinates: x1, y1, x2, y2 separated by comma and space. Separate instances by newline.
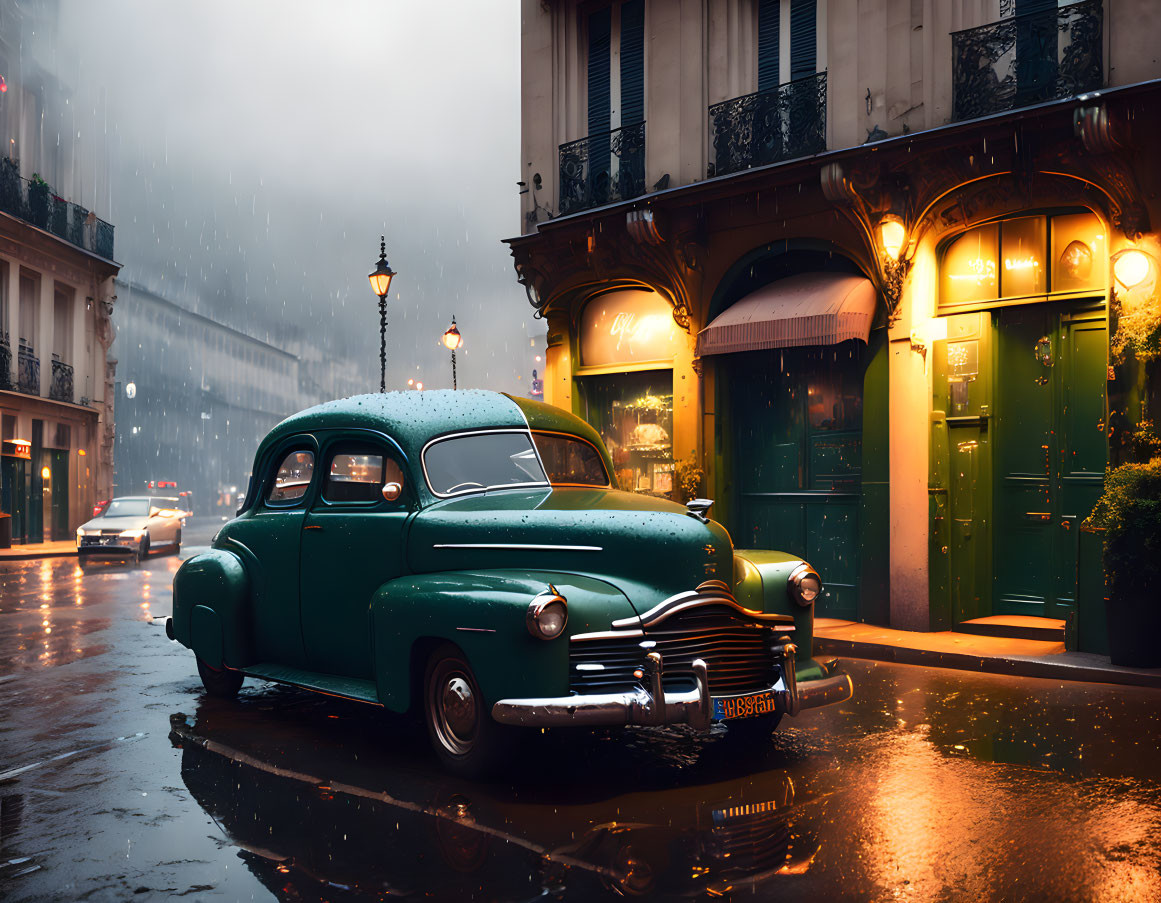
196, 656, 244, 698
423, 643, 511, 777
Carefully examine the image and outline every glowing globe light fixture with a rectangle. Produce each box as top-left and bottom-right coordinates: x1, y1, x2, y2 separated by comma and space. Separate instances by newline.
879, 216, 907, 261
368, 236, 397, 393
1113, 248, 1151, 290
442, 316, 463, 390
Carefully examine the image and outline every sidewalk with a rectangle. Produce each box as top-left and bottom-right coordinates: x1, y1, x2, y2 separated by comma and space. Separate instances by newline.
814, 618, 1161, 690
0, 540, 77, 561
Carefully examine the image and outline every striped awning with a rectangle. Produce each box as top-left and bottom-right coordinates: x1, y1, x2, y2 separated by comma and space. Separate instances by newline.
697, 272, 877, 356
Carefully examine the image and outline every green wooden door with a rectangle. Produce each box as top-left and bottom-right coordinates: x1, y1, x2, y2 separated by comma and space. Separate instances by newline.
993, 302, 1107, 620
932, 313, 994, 627
726, 343, 864, 620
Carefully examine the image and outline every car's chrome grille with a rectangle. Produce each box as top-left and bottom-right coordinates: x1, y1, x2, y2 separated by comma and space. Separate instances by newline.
570, 604, 780, 697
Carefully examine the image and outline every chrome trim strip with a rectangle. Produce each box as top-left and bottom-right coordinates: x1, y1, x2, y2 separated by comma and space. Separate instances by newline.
433, 542, 603, 551
569, 629, 645, 642
455, 627, 496, 633
611, 586, 797, 630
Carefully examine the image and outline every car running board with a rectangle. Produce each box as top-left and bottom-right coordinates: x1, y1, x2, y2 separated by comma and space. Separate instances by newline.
242, 663, 382, 706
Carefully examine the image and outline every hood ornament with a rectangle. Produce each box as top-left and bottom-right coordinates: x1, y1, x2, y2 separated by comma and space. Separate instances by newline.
685, 498, 713, 524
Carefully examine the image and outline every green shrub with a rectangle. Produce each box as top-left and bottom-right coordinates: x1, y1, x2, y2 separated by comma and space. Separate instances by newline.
1085, 457, 1161, 587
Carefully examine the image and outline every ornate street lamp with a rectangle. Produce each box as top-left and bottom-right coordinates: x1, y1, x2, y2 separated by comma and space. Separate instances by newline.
442, 316, 463, 390
368, 236, 396, 393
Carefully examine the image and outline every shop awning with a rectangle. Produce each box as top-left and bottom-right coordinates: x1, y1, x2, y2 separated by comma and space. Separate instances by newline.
696, 272, 877, 356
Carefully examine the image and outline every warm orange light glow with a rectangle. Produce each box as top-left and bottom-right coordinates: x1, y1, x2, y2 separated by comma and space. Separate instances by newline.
442, 320, 463, 350
1114, 249, 1151, 289
77, 448, 86, 456
41, 466, 51, 480
880, 217, 906, 260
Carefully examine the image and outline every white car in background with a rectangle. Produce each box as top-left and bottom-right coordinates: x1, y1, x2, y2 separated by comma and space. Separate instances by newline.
76, 496, 184, 566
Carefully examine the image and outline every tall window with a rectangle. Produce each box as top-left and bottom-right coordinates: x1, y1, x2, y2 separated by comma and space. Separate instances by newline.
18, 271, 37, 348
587, 0, 645, 138
53, 285, 73, 364
757, 0, 818, 87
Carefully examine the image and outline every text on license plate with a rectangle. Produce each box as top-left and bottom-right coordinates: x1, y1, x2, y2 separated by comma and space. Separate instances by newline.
713, 691, 779, 721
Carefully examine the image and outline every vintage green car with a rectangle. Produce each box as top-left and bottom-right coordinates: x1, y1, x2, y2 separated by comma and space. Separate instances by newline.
168, 391, 852, 773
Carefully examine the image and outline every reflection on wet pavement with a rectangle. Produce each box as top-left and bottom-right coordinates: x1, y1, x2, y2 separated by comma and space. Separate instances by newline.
2, 536, 1160, 902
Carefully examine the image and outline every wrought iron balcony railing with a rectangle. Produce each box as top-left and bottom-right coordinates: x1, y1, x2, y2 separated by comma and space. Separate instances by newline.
708, 72, 827, 178
17, 341, 39, 395
952, 0, 1103, 122
558, 121, 646, 215
50, 357, 74, 403
0, 158, 116, 260
0, 333, 11, 391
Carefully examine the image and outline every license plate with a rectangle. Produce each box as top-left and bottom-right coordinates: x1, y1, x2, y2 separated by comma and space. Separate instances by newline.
713, 690, 780, 721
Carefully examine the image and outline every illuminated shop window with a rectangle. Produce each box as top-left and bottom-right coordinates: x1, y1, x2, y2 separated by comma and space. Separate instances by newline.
1000, 216, 1047, 298
940, 211, 1107, 310
580, 370, 673, 497
1051, 211, 1106, 294
941, 223, 999, 306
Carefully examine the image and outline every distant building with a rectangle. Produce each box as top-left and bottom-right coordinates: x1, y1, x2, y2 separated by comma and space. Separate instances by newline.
113, 280, 313, 515
0, 0, 119, 543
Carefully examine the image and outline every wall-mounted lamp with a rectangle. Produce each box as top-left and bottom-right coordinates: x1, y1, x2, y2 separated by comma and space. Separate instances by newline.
879, 215, 907, 261
909, 316, 948, 364
1112, 248, 1153, 290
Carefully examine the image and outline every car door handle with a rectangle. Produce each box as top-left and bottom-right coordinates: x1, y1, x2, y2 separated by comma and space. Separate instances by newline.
304, 524, 323, 531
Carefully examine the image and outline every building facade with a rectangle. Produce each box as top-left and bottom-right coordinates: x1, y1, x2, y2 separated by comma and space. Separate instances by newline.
113, 280, 322, 515
0, 0, 119, 543
508, 0, 1161, 651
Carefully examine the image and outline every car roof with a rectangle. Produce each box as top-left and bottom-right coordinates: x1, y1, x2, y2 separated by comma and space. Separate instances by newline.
252, 390, 616, 494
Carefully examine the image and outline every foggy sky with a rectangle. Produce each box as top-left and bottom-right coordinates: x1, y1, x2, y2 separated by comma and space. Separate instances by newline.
58, 1, 541, 394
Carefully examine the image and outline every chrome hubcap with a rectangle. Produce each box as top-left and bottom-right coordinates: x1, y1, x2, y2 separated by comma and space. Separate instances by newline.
430, 669, 477, 756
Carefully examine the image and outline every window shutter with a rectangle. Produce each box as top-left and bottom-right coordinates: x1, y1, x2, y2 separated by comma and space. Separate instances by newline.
619, 0, 645, 126
587, 8, 611, 137
789, 0, 817, 82
757, 0, 780, 92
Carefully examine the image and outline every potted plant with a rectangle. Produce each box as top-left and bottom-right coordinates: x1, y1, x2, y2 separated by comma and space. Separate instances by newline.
1085, 456, 1161, 666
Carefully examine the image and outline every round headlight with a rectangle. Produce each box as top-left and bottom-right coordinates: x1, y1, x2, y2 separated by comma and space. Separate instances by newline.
527, 587, 568, 640
787, 563, 822, 607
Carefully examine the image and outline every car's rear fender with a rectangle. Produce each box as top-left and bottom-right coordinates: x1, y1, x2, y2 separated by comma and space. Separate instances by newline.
371, 570, 634, 714
172, 549, 253, 668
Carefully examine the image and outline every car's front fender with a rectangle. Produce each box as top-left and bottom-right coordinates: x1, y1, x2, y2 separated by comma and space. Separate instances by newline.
733, 550, 818, 667
172, 549, 252, 668
370, 570, 634, 713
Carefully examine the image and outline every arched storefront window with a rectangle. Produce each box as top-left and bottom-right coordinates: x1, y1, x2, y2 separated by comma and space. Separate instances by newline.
575, 289, 684, 497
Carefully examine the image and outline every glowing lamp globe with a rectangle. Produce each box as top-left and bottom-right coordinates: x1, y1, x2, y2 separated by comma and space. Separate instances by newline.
442, 320, 462, 351
1114, 249, 1151, 290
880, 217, 906, 260
368, 237, 396, 298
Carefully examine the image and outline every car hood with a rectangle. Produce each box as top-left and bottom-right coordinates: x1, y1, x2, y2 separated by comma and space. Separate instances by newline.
80, 514, 150, 532
407, 487, 735, 616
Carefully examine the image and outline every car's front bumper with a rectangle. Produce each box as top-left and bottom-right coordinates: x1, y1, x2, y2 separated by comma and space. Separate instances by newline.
491, 640, 852, 731
77, 538, 139, 557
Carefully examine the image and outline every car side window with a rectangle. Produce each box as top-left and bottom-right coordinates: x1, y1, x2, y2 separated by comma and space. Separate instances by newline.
322, 444, 406, 505
267, 450, 315, 504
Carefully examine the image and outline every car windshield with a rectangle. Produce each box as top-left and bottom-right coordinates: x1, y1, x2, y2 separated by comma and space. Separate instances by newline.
103, 499, 150, 517
424, 431, 548, 496
532, 432, 611, 487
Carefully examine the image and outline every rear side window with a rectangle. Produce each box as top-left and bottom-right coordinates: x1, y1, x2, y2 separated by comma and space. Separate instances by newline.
532, 432, 610, 487
323, 445, 406, 504
267, 450, 315, 504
